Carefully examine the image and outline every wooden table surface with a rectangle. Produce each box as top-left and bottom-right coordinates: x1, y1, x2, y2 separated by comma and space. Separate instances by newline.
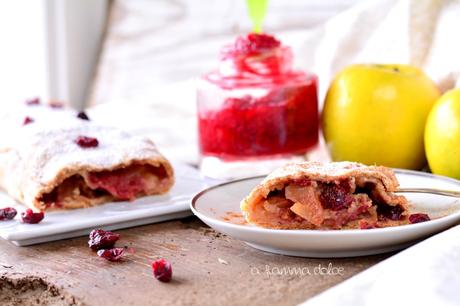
0, 216, 390, 306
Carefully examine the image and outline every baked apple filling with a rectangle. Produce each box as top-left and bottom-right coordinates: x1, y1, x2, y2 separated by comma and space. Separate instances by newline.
250, 177, 408, 230
38, 164, 171, 209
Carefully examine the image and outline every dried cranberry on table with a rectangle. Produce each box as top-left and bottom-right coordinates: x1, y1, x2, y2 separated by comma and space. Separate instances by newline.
0, 207, 17, 221
21, 209, 44, 224
75, 136, 99, 148
88, 229, 120, 250
97, 248, 125, 262
409, 213, 430, 224
152, 259, 173, 283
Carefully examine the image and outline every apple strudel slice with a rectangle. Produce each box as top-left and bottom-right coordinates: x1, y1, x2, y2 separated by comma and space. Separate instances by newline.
0, 102, 174, 211
241, 161, 409, 229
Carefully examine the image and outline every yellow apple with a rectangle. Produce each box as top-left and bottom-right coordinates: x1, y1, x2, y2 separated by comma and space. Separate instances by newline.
322, 64, 440, 169
425, 89, 460, 179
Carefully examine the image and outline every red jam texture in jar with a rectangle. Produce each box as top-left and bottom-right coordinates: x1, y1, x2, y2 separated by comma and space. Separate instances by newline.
198, 33, 318, 160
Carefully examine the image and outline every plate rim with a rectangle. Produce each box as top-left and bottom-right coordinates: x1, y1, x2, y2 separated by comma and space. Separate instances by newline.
191, 168, 460, 236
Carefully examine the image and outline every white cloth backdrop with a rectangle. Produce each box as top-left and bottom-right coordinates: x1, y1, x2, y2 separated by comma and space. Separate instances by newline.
88, 0, 363, 164
89, 0, 460, 164
298, 0, 460, 100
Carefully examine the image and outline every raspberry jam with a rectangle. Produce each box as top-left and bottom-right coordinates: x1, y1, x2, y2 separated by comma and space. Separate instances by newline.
197, 33, 318, 178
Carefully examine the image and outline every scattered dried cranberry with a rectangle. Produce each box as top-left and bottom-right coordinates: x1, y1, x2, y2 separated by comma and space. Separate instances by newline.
75, 136, 99, 148
88, 229, 120, 250
319, 184, 353, 211
77, 111, 90, 120
49, 102, 64, 108
97, 247, 125, 261
21, 209, 44, 224
409, 213, 430, 224
152, 259, 172, 282
23, 116, 34, 125
25, 97, 40, 105
0, 207, 17, 221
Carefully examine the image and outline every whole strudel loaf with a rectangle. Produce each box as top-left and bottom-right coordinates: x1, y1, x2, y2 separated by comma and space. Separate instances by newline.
0, 101, 174, 211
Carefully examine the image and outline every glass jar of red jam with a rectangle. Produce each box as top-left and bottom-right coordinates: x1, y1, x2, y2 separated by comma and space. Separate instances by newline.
197, 33, 318, 179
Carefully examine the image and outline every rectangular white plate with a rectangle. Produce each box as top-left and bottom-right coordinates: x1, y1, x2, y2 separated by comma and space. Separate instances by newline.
0, 162, 212, 246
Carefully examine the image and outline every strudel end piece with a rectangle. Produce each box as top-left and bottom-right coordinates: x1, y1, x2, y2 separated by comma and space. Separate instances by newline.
241, 161, 408, 229
0, 103, 174, 211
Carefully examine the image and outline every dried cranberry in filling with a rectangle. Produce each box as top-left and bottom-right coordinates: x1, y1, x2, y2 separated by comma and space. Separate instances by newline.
267, 189, 284, 198
377, 203, 404, 221
41, 190, 59, 208
87, 169, 146, 201
359, 220, 378, 230
319, 183, 353, 211
293, 178, 311, 187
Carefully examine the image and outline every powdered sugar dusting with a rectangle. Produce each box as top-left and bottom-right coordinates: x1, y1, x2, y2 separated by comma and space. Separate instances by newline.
0, 104, 172, 209
265, 161, 368, 181
258, 161, 401, 196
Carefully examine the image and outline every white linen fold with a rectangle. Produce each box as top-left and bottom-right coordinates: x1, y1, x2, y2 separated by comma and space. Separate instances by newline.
300, 224, 460, 306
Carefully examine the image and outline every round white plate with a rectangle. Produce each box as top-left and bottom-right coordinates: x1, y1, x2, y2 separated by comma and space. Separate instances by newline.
191, 169, 460, 258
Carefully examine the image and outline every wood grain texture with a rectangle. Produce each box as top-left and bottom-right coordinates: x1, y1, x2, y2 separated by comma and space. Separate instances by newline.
0, 217, 389, 305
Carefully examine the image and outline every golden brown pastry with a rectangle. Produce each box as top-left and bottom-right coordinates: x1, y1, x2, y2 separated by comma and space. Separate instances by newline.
0, 102, 174, 211
241, 161, 408, 229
